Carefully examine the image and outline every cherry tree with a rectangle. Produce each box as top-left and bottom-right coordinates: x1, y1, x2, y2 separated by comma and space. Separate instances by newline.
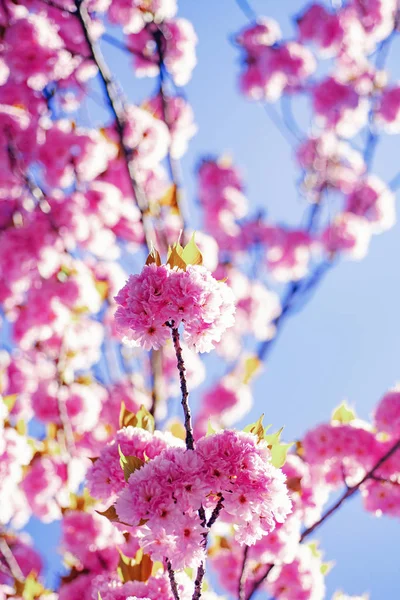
0, 0, 400, 599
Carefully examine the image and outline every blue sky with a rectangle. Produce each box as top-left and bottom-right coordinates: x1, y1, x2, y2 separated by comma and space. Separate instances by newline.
26, 0, 400, 597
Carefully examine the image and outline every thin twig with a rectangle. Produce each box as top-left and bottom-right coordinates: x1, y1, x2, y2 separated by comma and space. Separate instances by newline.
207, 496, 224, 528
238, 545, 249, 600
0, 537, 24, 582
234, 0, 258, 21
74, 0, 155, 249
169, 325, 195, 450
299, 436, 400, 542
166, 559, 181, 600
154, 28, 188, 233
192, 562, 205, 600
246, 436, 400, 599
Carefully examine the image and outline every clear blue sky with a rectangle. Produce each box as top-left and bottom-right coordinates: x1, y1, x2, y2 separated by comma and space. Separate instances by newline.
27, 0, 400, 597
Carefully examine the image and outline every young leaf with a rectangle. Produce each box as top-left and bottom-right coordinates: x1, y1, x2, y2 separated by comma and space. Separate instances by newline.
96, 505, 130, 527
145, 246, 162, 267
117, 550, 153, 583
244, 414, 265, 442
119, 445, 144, 482
2, 393, 17, 412
270, 441, 293, 468
206, 420, 216, 437
136, 405, 155, 433
158, 184, 178, 211
242, 355, 262, 384
331, 401, 356, 424
181, 233, 203, 267
166, 245, 187, 271
119, 402, 138, 428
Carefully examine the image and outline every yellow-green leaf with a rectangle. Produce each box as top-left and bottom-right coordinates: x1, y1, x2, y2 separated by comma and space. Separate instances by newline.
119, 446, 144, 482
206, 420, 216, 437
320, 561, 334, 575
270, 441, 293, 468
244, 414, 266, 442
166, 245, 187, 271
242, 355, 262, 384
181, 233, 203, 267
117, 550, 153, 583
96, 505, 121, 523
119, 402, 138, 428
3, 394, 17, 412
145, 246, 162, 267
158, 185, 178, 211
136, 405, 155, 433
331, 401, 356, 424
264, 427, 293, 468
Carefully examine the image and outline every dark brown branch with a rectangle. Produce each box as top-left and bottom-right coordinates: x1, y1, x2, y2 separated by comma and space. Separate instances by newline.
192, 562, 205, 600
207, 496, 224, 529
0, 537, 24, 582
238, 545, 249, 600
166, 559, 181, 600
154, 28, 188, 234
169, 325, 195, 450
246, 436, 400, 599
74, 0, 155, 250
299, 436, 400, 542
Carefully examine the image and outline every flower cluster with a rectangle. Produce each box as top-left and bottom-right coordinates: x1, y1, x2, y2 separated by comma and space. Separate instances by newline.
114, 259, 235, 352
115, 430, 291, 568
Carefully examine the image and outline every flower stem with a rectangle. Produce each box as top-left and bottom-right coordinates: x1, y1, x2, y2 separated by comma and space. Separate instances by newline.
166, 559, 181, 600
170, 326, 195, 450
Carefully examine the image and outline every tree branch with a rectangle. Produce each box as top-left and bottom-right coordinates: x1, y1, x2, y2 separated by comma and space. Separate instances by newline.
169, 325, 195, 450
73, 0, 155, 249
166, 559, 181, 600
246, 436, 400, 599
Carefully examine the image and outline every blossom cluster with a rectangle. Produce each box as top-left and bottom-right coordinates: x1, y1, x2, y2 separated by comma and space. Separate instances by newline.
114, 430, 291, 568
114, 262, 235, 352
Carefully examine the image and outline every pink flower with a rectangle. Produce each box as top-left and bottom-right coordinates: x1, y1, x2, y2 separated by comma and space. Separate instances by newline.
116, 430, 291, 567
376, 85, 400, 133
236, 32, 316, 101
297, 4, 344, 56
114, 263, 235, 352
312, 77, 368, 138
108, 0, 177, 34
266, 545, 326, 600
374, 388, 400, 437
345, 175, 395, 232
61, 511, 124, 572
145, 95, 197, 159
127, 19, 197, 86
321, 212, 372, 260
87, 426, 182, 501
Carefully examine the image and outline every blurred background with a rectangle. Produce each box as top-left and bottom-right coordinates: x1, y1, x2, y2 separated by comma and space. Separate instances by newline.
19, 0, 400, 597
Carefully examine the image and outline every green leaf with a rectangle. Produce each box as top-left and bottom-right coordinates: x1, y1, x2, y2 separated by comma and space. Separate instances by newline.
265, 427, 293, 468
242, 355, 262, 384
117, 550, 153, 583
206, 420, 216, 436
2, 394, 17, 412
136, 405, 155, 433
145, 245, 162, 267
308, 542, 320, 558
320, 561, 334, 575
166, 245, 187, 271
96, 505, 131, 527
119, 446, 145, 482
244, 414, 266, 442
181, 233, 203, 267
270, 441, 293, 469
331, 401, 356, 424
